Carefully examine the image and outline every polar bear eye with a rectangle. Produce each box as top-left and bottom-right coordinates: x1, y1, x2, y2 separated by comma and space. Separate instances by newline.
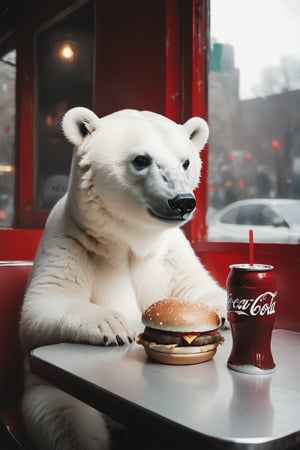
182, 159, 190, 170
131, 154, 152, 171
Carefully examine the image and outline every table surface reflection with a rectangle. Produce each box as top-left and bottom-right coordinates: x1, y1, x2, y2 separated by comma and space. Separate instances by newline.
30, 329, 300, 449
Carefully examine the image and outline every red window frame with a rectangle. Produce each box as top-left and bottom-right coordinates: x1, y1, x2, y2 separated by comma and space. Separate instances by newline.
15, 0, 85, 228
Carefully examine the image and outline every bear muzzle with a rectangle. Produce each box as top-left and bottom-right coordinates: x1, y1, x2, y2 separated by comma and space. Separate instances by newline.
148, 193, 196, 222
168, 194, 196, 216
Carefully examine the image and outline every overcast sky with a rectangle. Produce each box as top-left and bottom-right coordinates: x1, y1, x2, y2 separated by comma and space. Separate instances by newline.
210, 0, 300, 99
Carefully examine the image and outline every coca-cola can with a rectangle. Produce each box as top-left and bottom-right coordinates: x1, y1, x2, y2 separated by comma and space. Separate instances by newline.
226, 263, 277, 375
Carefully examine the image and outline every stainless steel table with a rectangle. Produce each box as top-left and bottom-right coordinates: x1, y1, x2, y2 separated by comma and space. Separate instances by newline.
29, 329, 300, 449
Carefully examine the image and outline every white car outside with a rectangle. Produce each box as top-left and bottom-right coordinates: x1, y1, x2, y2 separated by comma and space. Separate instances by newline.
208, 199, 300, 243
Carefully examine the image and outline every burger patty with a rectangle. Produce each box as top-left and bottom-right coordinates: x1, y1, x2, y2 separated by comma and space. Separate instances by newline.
142, 326, 224, 347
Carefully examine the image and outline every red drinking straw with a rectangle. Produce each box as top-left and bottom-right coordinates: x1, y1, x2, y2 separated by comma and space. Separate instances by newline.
249, 229, 254, 266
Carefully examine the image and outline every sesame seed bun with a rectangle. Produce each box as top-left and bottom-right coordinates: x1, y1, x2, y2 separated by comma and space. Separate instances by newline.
142, 298, 221, 333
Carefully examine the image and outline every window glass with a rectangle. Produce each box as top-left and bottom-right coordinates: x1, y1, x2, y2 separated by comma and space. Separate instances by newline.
261, 206, 277, 226
208, 0, 300, 243
220, 207, 238, 224
35, 2, 94, 209
0, 46, 16, 227
236, 205, 259, 225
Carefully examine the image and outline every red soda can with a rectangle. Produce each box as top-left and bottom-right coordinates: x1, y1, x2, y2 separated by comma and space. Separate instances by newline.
226, 264, 277, 374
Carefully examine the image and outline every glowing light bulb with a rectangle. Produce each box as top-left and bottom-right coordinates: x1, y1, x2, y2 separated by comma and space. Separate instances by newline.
58, 43, 75, 62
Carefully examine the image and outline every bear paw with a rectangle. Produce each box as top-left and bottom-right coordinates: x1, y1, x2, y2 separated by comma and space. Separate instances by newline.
69, 305, 137, 346
96, 309, 137, 346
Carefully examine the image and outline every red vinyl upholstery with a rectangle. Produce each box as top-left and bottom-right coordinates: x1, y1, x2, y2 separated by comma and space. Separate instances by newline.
0, 261, 36, 449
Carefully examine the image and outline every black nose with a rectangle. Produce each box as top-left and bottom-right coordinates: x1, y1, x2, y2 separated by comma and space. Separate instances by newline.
168, 194, 196, 215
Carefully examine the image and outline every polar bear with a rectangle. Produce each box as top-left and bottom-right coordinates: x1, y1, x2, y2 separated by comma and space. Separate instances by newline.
20, 107, 226, 450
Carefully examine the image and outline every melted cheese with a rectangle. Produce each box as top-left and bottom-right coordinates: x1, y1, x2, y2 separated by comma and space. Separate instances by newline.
182, 334, 198, 344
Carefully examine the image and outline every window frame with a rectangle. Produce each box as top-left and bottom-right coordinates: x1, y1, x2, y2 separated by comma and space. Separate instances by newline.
15, 0, 87, 228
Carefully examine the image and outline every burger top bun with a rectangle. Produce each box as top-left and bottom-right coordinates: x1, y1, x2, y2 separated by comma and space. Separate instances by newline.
142, 298, 221, 333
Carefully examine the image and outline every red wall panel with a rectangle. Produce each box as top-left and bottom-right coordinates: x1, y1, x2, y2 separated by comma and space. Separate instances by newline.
95, 0, 167, 117
0, 229, 42, 261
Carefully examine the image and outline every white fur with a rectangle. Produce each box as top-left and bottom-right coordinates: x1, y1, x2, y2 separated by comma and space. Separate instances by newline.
20, 108, 225, 449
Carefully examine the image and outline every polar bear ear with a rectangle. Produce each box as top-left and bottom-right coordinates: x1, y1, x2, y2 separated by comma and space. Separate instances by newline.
182, 117, 209, 152
61, 107, 99, 147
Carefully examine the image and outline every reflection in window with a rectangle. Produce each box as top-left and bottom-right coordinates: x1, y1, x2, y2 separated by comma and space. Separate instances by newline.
208, 0, 300, 242
0, 47, 16, 227
35, 2, 94, 209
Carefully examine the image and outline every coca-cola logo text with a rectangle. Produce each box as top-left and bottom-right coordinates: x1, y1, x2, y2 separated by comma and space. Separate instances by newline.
227, 291, 277, 316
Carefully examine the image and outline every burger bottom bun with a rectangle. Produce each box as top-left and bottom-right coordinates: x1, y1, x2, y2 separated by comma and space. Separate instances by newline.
137, 335, 221, 365
144, 346, 217, 365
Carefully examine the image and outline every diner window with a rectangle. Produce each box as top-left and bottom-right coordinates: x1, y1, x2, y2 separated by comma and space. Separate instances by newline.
34, 2, 94, 209
208, 0, 300, 243
0, 45, 16, 228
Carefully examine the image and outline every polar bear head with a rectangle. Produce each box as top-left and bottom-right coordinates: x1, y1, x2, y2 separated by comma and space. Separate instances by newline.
61, 107, 208, 231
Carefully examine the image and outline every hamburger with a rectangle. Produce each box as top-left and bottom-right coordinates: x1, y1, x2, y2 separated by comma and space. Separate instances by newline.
137, 298, 224, 365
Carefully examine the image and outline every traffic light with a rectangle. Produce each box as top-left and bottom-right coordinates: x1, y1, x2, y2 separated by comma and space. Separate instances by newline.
272, 139, 281, 152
